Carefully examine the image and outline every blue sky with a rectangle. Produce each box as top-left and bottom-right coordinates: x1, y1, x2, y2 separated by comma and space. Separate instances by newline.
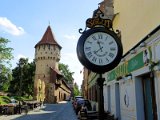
0, 0, 102, 87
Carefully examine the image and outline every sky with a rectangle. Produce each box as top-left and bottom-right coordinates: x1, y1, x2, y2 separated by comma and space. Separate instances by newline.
0, 0, 102, 87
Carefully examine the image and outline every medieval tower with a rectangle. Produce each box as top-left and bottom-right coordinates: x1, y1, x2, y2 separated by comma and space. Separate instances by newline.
34, 25, 62, 103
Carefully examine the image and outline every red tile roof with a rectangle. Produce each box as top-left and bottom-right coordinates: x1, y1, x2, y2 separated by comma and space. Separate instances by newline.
35, 25, 62, 49
52, 67, 62, 76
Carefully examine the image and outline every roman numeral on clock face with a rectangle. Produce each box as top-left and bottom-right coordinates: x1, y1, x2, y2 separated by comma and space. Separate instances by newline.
99, 58, 103, 64
85, 47, 91, 51
106, 58, 109, 62
109, 53, 114, 58
98, 34, 103, 39
92, 56, 97, 62
87, 41, 92, 44
92, 36, 97, 40
86, 52, 93, 58
110, 47, 116, 51
109, 41, 114, 45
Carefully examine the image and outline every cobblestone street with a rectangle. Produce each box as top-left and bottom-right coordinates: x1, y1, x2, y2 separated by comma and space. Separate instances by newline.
0, 101, 78, 120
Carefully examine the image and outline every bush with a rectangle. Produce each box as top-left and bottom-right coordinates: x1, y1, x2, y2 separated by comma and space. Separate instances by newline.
0, 96, 11, 104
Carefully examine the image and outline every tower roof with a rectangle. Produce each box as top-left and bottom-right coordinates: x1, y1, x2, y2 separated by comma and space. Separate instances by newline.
35, 25, 62, 49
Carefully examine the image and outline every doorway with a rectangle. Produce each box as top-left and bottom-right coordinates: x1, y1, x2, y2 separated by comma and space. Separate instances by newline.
115, 83, 121, 119
142, 74, 157, 120
107, 85, 111, 112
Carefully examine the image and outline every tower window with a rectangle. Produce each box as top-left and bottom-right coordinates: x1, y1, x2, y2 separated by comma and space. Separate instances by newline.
48, 45, 50, 50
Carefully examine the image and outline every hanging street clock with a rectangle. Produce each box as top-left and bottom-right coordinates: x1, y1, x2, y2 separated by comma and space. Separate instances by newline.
77, 27, 123, 73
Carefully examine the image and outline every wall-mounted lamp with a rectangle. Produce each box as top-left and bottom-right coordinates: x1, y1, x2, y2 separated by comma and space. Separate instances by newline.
130, 50, 136, 54
125, 73, 132, 79
151, 61, 159, 67
150, 61, 160, 71
116, 76, 123, 81
139, 42, 146, 48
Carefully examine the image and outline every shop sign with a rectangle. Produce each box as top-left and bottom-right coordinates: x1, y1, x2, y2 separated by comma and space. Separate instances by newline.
107, 47, 152, 81
86, 18, 112, 29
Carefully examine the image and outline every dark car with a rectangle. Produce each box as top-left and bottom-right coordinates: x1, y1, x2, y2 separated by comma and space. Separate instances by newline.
72, 96, 83, 109
75, 99, 92, 115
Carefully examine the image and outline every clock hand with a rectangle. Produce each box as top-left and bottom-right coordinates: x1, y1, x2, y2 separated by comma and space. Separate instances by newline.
97, 41, 103, 52
94, 46, 103, 53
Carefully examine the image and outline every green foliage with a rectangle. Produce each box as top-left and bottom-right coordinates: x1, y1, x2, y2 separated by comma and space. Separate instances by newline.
0, 37, 13, 91
0, 37, 13, 65
14, 95, 33, 101
73, 82, 81, 96
0, 67, 12, 91
8, 58, 35, 97
0, 95, 33, 105
59, 63, 74, 83
0, 96, 11, 105
58, 63, 81, 96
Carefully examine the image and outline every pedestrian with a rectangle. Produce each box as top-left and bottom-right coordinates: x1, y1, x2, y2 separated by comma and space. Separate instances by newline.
24, 102, 28, 115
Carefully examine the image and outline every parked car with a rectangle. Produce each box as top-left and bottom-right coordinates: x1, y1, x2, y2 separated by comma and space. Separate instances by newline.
9, 97, 17, 105
74, 96, 83, 100
72, 96, 83, 109
75, 99, 92, 115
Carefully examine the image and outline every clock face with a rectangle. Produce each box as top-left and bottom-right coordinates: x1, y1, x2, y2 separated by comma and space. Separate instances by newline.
84, 32, 118, 66
77, 27, 123, 73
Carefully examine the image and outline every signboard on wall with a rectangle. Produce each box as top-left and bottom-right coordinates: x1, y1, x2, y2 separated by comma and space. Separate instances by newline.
107, 47, 152, 81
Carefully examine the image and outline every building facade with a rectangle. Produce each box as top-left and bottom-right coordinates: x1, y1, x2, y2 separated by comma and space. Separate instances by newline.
81, 67, 91, 99
34, 26, 71, 103
84, 0, 160, 120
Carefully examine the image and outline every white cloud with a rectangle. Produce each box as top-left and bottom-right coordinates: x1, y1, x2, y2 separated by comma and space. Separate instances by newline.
64, 34, 77, 40
17, 54, 33, 63
17, 54, 26, 59
0, 17, 25, 36
11, 54, 33, 68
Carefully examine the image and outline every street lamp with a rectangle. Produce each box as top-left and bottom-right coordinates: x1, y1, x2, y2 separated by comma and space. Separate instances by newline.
18, 59, 25, 114
19, 59, 24, 97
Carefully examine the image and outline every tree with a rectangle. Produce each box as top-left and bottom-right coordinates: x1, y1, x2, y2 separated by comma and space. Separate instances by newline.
0, 37, 13, 65
73, 82, 81, 96
9, 58, 35, 97
0, 67, 12, 91
59, 63, 74, 83
0, 37, 13, 91
58, 63, 81, 96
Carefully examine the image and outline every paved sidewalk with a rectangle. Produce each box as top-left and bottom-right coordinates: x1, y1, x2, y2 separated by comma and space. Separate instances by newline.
0, 101, 77, 120
0, 107, 43, 120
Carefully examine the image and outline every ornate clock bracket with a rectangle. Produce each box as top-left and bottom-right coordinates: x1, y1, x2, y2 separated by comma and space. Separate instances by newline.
79, 7, 121, 40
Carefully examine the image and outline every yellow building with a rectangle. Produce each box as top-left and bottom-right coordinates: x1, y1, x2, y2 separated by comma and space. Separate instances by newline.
85, 0, 160, 119
81, 67, 91, 99
113, 0, 160, 54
